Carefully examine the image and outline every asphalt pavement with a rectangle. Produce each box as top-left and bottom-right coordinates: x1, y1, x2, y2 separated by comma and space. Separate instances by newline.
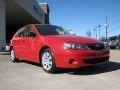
0, 50, 120, 90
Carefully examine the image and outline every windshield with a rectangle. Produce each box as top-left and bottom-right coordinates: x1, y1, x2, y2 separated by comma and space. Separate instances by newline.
36, 25, 75, 35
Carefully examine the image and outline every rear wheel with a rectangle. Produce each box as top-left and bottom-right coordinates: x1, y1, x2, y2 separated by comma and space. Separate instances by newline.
10, 49, 19, 62
41, 48, 57, 73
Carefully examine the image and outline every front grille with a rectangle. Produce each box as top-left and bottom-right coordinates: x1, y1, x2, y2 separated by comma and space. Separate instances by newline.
87, 44, 105, 50
84, 57, 109, 64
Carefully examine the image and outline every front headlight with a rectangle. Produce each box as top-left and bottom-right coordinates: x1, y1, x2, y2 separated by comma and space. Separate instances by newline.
64, 42, 89, 50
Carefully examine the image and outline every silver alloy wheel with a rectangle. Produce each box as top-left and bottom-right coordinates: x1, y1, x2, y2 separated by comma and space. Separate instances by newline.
10, 49, 15, 61
42, 52, 53, 71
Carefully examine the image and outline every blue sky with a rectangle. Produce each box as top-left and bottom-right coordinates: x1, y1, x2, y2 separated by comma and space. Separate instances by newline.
37, 0, 120, 38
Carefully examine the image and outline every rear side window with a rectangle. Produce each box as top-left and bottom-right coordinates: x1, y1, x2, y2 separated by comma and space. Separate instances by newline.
15, 28, 26, 37
26, 27, 36, 37
15, 26, 37, 37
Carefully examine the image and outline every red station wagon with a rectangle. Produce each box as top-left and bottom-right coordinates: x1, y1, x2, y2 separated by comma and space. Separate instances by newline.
10, 24, 109, 73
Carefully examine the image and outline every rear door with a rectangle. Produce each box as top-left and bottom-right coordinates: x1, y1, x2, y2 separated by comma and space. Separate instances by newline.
12, 28, 26, 59
23, 26, 39, 62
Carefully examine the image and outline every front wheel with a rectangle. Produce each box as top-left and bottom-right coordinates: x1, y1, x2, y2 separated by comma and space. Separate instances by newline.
41, 48, 57, 73
10, 49, 19, 62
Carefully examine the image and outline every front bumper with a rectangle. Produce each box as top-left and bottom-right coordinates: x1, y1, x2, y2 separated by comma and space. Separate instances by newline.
55, 49, 110, 68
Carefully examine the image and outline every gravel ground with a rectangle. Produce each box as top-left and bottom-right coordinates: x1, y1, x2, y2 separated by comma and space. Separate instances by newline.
0, 50, 120, 90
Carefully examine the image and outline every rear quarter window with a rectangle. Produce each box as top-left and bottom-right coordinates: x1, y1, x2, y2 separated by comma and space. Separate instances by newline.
15, 28, 26, 37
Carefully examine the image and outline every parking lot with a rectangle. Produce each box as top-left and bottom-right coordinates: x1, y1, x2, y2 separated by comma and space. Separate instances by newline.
0, 50, 120, 90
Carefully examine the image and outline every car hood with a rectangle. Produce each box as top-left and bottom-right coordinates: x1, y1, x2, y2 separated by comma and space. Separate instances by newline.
44, 35, 102, 44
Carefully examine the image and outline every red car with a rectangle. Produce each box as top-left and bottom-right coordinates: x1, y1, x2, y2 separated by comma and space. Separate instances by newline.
10, 24, 109, 73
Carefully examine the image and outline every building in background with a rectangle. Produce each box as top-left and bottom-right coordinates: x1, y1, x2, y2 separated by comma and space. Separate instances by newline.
40, 3, 50, 24
0, 0, 50, 51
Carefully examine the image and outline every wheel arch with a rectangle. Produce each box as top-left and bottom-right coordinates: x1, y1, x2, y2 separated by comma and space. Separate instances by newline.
39, 46, 57, 73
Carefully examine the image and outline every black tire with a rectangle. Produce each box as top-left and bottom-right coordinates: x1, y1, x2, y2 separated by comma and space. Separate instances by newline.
41, 48, 57, 73
10, 48, 19, 62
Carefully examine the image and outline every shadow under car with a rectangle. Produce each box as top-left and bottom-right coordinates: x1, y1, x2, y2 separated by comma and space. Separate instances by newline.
19, 60, 120, 75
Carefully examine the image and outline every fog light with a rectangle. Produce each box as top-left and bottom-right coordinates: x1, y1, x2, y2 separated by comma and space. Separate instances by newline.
69, 59, 78, 64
